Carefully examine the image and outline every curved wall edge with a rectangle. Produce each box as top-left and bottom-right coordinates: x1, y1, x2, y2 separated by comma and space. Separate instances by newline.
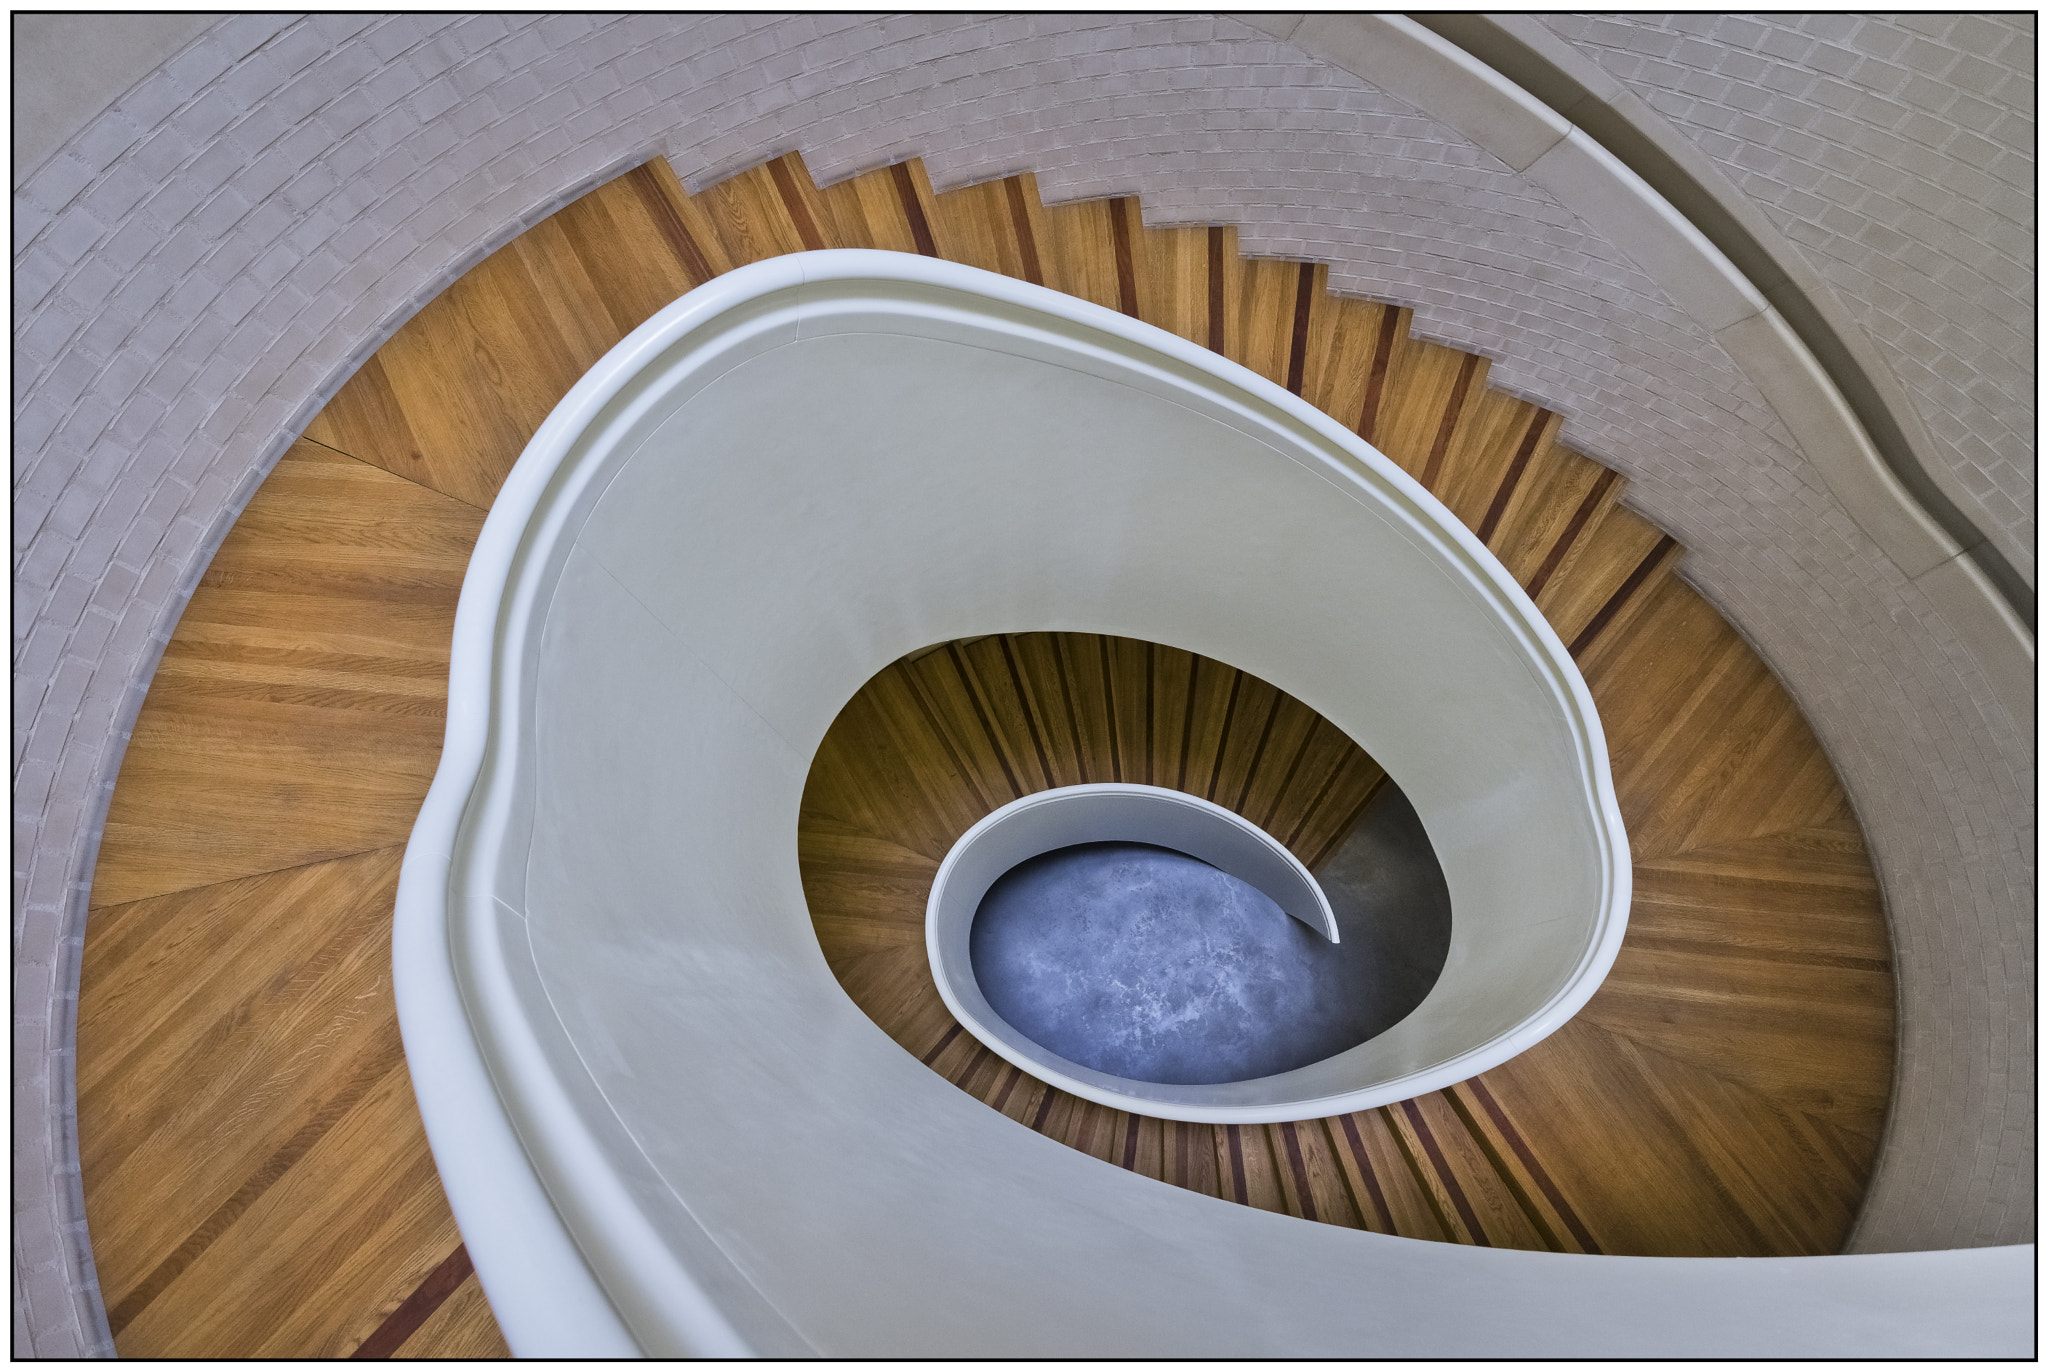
1430, 12, 2036, 608
415, 248, 1994, 1358
1412, 12, 2036, 626
1257, 12, 2031, 719
1244, 9, 2037, 1261
14, 14, 2032, 1352
1398, 12, 2034, 612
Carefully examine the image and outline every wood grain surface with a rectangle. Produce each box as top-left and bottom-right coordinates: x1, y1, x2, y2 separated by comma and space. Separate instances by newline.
78, 149, 1896, 1357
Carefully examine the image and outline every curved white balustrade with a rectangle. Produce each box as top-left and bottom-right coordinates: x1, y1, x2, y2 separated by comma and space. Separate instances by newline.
929, 781, 1356, 1118
394, 251, 2030, 1357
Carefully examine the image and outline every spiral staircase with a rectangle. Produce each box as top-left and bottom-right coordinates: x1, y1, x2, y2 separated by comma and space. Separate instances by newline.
78, 152, 1895, 1355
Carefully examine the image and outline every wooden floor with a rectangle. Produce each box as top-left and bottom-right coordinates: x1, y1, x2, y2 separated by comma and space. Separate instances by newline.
77, 152, 1897, 1355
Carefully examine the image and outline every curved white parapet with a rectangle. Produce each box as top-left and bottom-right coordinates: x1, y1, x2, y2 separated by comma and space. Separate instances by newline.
926, 778, 1611, 1120
934, 782, 1340, 945
929, 782, 1361, 1119
394, 249, 2029, 1357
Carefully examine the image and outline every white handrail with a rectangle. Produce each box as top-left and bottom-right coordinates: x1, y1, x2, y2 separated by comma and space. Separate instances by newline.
395, 251, 2027, 1357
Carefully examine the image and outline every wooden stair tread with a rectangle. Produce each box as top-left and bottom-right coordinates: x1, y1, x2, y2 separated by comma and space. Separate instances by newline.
77, 148, 1895, 1355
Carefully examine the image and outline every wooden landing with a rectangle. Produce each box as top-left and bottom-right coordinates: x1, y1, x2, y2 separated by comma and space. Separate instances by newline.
78, 151, 1895, 1355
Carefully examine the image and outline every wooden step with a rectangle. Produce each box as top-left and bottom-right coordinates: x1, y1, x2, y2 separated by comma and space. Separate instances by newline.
75, 148, 1896, 1355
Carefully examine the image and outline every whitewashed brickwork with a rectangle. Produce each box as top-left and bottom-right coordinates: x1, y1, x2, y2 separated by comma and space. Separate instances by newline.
1541, 11, 2036, 579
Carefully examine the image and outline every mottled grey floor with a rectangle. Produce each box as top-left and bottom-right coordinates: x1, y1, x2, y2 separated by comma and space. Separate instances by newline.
969, 785, 1451, 1085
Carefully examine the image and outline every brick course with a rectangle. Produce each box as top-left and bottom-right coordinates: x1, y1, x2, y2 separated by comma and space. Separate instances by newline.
1544, 12, 2036, 581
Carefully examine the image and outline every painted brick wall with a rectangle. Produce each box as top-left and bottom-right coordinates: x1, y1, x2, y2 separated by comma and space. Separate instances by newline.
12, 12, 2032, 1353
1542, 11, 2036, 579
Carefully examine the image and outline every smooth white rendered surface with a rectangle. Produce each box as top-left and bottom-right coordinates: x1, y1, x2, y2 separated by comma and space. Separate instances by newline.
395, 250, 2027, 1357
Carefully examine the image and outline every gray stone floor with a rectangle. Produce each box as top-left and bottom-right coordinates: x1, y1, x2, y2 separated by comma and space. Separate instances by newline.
969, 785, 1450, 1085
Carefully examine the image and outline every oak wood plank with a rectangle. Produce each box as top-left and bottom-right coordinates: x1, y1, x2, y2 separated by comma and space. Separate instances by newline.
927, 174, 1029, 280
84, 154, 1899, 1363
816, 163, 922, 255
90, 442, 481, 910
1482, 423, 1615, 591
1531, 499, 1671, 646
393, 1273, 512, 1358
694, 160, 812, 267
1433, 383, 1539, 534
1368, 332, 1469, 482
1300, 294, 1386, 443
79, 851, 408, 1306
1230, 257, 1300, 390
1038, 195, 1122, 314
304, 164, 704, 510
1131, 222, 1209, 347
117, 1057, 455, 1357
1405, 1091, 1551, 1251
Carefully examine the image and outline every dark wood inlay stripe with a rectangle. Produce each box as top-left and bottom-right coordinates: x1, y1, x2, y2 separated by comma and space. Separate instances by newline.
351, 1244, 473, 1359
1278, 1121, 1320, 1222
1109, 197, 1141, 318
900, 664, 999, 813
1284, 261, 1316, 396
1202, 670, 1244, 803
1175, 654, 1201, 793
1229, 691, 1283, 815
1002, 176, 1044, 286
1122, 1114, 1142, 1170
1072, 1103, 1098, 1156
1380, 1105, 1457, 1239
1475, 409, 1550, 545
1336, 1113, 1398, 1232
1098, 636, 1123, 783
1206, 226, 1226, 353
1226, 1123, 1249, 1204
950, 1044, 996, 1092
989, 1062, 1025, 1114
1356, 304, 1400, 443
1142, 642, 1157, 786
109, 1035, 404, 1335
996, 635, 1058, 791
1570, 534, 1679, 659
1256, 712, 1318, 833
1464, 1078, 1603, 1254
1398, 1098, 1492, 1246
1443, 1086, 1565, 1252
1524, 467, 1617, 600
1304, 772, 1387, 873
625, 161, 713, 286
1029, 1085, 1059, 1132
920, 1021, 965, 1066
766, 155, 826, 252
889, 161, 938, 257
945, 641, 1033, 795
1050, 636, 1089, 785
1420, 351, 1481, 489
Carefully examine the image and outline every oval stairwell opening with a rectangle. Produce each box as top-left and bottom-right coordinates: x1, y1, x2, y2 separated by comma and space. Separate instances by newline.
810, 636, 1459, 1117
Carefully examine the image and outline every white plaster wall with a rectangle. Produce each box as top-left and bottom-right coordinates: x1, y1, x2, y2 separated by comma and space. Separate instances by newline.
1540, 12, 2036, 582
12, 12, 2033, 1354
